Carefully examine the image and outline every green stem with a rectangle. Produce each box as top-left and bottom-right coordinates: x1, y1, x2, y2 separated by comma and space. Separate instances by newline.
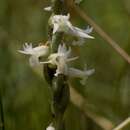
52, 0, 67, 14
51, 33, 63, 53
50, 0, 67, 53
44, 1, 70, 130
0, 93, 5, 130
52, 75, 70, 130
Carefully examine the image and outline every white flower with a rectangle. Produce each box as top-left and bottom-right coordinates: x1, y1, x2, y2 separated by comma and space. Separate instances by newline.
41, 44, 78, 76
50, 14, 94, 39
71, 26, 93, 46
68, 66, 95, 85
18, 43, 49, 66
46, 125, 55, 130
44, 6, 52, 12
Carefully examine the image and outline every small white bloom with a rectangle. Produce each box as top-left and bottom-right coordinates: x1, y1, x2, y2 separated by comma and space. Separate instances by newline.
46, 125, 55, 130
68, 66, 95, 85
71, 26, 93, 46
18, 43, 49, 66
41, 44, 78, 76
44, 6, 52, 12
50, 14, 94, 39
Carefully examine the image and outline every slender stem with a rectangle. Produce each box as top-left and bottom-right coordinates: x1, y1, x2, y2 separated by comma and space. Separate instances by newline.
67, 3, 130, 65
51, 33, 63, 53
113, 117, 130, 130
0, 93, 5, 130
44, 1, 69, 130
69, 86, 114, 130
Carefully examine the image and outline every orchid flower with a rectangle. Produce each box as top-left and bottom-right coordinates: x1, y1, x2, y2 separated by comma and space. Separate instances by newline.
68, 65, 95, 85
50, 14, 94, 39
18, 43, 49, 66
41, 44, 78, 76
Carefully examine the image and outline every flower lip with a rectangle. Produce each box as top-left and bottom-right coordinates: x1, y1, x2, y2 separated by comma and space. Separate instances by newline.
18, 42, 49, 66
18, 43, 49, 57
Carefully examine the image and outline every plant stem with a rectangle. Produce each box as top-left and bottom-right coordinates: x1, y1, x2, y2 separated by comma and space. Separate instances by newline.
68, 3, 130, 65
0, 93, 5, 130
44, 1, 70, 130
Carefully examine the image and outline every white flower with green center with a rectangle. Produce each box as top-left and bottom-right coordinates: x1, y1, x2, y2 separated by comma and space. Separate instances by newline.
50, 14, 94, 39
18, 43, 49, 66
68, 66, 95, 85
41, 44, 78, 76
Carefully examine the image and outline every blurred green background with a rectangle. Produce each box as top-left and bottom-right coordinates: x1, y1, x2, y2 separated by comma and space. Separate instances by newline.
0, 0, 130, 130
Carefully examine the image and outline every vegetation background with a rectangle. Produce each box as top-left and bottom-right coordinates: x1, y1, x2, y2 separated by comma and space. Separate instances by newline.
0, 0, 130, 130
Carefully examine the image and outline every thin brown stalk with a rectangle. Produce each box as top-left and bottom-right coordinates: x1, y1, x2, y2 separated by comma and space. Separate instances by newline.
113, 117, 130, 130
66, 3, 130, 65
69, 86, 114, 130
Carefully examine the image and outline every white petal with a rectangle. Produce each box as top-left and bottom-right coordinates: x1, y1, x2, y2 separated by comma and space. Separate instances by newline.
79, 69, 95, 85
84, 69, 95, 76
18, 50, 31, 55
33, 45, 49, 57
44, 6, 52, 11
68, 67, 95, 85
66, 21, 73, 30
68, 67, 84, 78
65, 47, 71, 58
24, 43, 32, 49
57, 44, 71, 58
55, 60, 68, 76
40, 61, 51, 64
67, 56, 79, 62
84, 26, 93, 34
53, 23, 59, 34
67, 13, 70, 20
19, 43, 34, 55
71, 26, 94, 39
58, 44, 67, 54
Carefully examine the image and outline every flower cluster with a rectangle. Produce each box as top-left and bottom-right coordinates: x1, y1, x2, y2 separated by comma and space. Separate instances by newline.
18, 14, 94, 85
